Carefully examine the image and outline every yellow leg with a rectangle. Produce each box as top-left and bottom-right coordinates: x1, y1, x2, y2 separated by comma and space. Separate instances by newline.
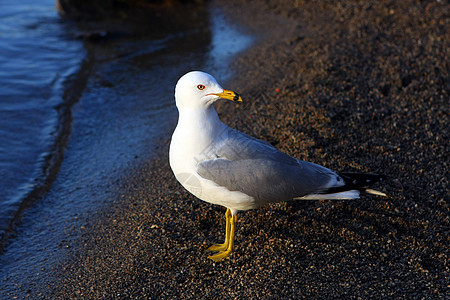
207, 208, 237, 262
206, 208, 232, 252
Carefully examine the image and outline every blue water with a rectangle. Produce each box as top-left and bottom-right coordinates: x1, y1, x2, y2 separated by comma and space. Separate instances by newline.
0, 0, 85, 235
0, 1, 252, 296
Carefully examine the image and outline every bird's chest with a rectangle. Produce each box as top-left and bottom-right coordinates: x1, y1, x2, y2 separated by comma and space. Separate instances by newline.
169, 126, 221, 172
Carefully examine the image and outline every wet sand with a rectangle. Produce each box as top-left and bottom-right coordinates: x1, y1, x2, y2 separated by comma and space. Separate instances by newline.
49, 0, 447, 298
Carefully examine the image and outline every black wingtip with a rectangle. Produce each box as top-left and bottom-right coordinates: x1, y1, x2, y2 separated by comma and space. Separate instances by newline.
321, 172, 388, 195
338, 173, 389, 187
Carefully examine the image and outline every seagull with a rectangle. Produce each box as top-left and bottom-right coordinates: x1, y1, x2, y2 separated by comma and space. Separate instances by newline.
169, 71, 387, 262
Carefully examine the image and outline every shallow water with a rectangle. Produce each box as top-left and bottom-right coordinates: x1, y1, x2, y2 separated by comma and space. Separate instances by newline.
0, 0, 85, 236
0, 1, 252, 297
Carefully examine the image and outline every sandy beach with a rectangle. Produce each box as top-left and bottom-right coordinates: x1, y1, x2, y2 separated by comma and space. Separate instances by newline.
31, 0, 449, 298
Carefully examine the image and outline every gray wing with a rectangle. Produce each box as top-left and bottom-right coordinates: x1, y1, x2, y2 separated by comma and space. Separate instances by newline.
197, 128, 337, 205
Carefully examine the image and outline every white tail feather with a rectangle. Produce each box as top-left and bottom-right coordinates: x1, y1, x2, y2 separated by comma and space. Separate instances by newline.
297, 190, 360, 200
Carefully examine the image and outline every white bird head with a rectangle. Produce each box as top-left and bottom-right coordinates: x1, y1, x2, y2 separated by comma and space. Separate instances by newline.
175, 71, 242, 109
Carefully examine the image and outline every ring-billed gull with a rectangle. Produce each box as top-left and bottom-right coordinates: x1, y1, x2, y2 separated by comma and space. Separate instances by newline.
169, 71, 387, 262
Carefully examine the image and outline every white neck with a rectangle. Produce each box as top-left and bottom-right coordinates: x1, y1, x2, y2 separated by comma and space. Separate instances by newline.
170, 105, 227, 164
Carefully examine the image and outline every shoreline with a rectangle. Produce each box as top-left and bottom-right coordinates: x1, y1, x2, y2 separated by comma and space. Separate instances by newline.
8, 0, 449, 298
0, 51, 94, 254
57, 0, 447, 298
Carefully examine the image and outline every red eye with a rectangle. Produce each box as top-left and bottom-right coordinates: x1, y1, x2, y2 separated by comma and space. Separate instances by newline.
197, 84, 206, 90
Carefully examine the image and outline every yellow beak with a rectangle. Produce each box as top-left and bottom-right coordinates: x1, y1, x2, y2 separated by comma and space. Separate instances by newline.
214, 89, 243, 102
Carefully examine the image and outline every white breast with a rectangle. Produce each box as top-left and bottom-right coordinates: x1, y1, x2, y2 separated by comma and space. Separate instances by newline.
169, 107, 256, 212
